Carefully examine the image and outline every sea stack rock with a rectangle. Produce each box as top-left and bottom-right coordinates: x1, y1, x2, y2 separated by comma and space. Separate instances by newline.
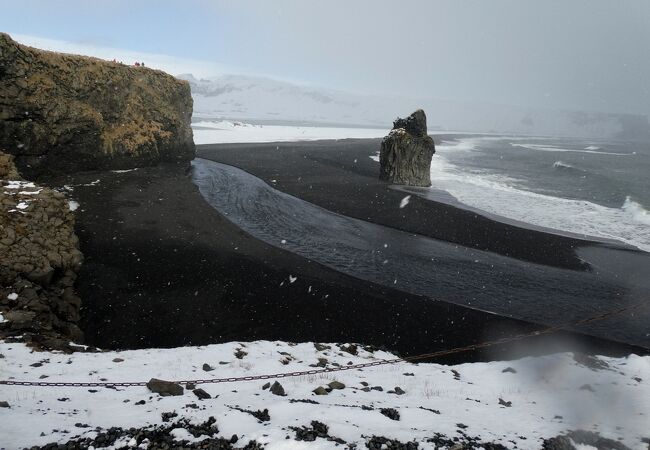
0, 33, 194, 177
379, 109, 435, 187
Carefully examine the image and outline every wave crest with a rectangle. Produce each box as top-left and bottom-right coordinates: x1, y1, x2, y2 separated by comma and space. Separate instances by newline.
553, 160, 574, 170
623, 196, 650, 226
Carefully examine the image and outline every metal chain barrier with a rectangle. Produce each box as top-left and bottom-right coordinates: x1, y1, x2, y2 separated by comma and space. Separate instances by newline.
0, 301, 646, 388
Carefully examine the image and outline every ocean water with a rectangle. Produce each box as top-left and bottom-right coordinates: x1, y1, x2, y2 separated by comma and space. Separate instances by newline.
430, 136, 650, 252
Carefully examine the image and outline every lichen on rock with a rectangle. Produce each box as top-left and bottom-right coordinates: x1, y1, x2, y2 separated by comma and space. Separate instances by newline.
379, 109, 436, 187
0, 32, 195, 178
1, 152, 85, 351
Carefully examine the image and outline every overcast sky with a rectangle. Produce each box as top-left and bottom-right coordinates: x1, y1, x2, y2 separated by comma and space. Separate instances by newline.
3, 0, 650, 115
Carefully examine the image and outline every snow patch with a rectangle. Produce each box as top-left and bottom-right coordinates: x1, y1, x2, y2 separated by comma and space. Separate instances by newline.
0, 340, 648, 450
192, 120, 388, 144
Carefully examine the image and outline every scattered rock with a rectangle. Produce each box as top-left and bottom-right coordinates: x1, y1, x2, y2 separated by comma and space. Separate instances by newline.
502, 367, 517, 374
380, 408, 400, 421
261, 382, 270, 390
202, 363, 214, 371
193, 388, 211, 400
146, 378, 184, 396
230, 406, 270, 422
328, 381, 345, 390
291, 421, 345, 444
389, 386, 406, 395
32, 417, 231, 449
339, 343, 358, 355
498, 398, 512, 407
564, 430, 631, 450
0, 401, 9, 408
314, 343, 330, 351
289, 398, 320, 405
313, 386, 329, 395
269, 381, 286, 396
112, 358, 124, 363
309, 357, 328, 368
367, 436, 419, 450
161, 412, 178, 422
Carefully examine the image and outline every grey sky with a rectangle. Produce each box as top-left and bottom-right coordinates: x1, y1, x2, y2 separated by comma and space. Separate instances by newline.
3, 0, 650, 115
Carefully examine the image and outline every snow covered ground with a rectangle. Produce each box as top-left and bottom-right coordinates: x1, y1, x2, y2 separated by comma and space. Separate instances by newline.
1, 340, 648, 449
192, 120, 389, 145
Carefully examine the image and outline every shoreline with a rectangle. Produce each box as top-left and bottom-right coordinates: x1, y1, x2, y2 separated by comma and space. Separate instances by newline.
41, 152, 648, 359
197, 139, 603, 271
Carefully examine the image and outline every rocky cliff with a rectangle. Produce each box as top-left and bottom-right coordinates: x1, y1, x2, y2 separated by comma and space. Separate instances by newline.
0, 152, 85, 350
379, 109, 436, 187
0, 33, 194, 177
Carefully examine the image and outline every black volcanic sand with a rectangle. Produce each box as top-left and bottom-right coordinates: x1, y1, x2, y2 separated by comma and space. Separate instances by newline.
44, 160, 646, 362
198, 138, 598, 271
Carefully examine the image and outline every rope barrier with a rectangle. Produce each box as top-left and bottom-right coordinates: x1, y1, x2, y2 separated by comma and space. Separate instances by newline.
0, 300, 646, 388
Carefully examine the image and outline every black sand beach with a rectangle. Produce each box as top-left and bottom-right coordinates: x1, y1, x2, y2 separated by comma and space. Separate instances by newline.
43, 139, 648, 361
197, 138, 597, 271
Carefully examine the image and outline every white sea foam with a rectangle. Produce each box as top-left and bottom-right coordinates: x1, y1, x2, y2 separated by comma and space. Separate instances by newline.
623, 196, 650, 226
427, 139, 650, 252
552, 160, 573, 170
436, 139, 480, 152
511, 143, 631, 156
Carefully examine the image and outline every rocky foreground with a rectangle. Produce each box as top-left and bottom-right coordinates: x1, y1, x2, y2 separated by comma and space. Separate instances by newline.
0, 153, 85, 351
0, 340, 648, 450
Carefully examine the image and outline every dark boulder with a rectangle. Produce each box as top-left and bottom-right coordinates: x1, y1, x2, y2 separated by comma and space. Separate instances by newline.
146, 378, 184, 396
379, 109, 435, 187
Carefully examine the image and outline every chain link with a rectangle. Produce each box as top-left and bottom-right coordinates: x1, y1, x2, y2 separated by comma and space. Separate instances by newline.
1, 301, 646, 388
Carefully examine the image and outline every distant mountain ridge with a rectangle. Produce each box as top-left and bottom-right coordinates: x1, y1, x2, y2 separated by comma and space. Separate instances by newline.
178, 73, 650, 140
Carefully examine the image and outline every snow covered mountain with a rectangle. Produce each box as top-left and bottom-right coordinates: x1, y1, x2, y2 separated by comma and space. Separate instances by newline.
179, 73, 650, 140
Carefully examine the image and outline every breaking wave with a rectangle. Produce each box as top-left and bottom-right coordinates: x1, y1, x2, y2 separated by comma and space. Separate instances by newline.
623, 196, 650, 226
427, 152, 650, 252
553, 160, 575, 170
511, 143, 633, 156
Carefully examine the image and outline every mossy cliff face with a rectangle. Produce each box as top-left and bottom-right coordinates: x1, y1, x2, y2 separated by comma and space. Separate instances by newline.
0, 33, 195, 177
